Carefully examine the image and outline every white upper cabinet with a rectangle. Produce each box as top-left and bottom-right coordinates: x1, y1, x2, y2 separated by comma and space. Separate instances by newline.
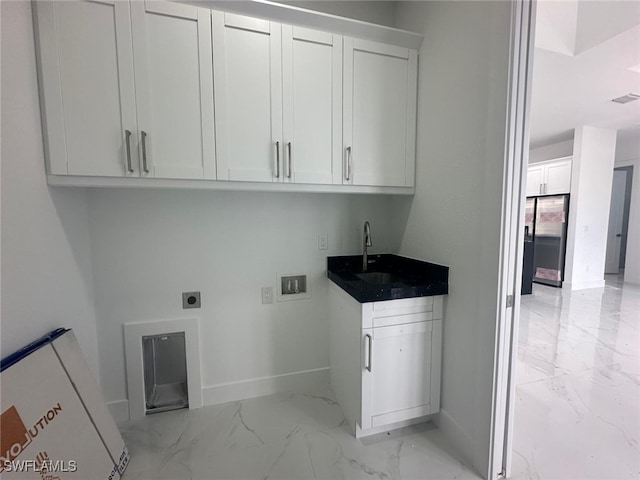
131, 1, 215, 179
282, 26, 342, 185
35, 0, 214, 179
343, 38, 418, 187
545, 158, 572, 194
34, 0, 138, 176
213, 12, 282, 182
526, 157, 572, 196
526, 164, 545, 196
213, 16, 342, 185
35, 2, 422, 192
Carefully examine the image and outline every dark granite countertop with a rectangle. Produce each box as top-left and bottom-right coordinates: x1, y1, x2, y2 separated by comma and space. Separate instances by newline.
327, 254, 449, 303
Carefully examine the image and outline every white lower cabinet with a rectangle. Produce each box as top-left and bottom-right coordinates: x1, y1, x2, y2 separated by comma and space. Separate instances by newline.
329, 283, 443, 437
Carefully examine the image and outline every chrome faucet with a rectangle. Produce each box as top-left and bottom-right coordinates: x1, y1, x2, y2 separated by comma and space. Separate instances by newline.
363, 221, 372, 271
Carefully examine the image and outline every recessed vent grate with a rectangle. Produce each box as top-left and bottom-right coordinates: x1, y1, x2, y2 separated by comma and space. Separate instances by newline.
612, 93, 640, 104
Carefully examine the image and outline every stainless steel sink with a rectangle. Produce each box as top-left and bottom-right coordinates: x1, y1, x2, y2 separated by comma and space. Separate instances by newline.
355, 272, 399, 284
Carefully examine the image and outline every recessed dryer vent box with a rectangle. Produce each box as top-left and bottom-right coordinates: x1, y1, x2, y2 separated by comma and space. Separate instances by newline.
277, 274, 311, 302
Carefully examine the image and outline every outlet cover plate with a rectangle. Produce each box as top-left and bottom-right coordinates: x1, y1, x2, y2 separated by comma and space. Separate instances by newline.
318, 233, 328, 250
182, 291, 201, 309
261, 287, 274, 304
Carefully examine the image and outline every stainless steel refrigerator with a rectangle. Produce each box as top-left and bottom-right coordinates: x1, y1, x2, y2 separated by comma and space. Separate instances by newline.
524, 195, 570, 288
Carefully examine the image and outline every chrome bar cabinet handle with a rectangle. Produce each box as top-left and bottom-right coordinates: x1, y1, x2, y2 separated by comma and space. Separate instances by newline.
141, 130, 149, 174
365, 333, 372, 372
275, 141, 280, 178
345, 146, 352, 181
125, 130, 134, 173
287, 142, 292, 179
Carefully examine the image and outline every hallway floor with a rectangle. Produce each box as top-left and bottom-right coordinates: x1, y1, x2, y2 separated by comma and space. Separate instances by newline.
512, 276, 640, 480
119, 277, 639, 480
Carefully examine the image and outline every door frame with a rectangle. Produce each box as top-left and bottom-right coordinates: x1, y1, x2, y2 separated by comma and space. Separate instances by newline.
617, 166, 634, 270
611, 165, 634, 272
489, 0, 536, 478
605, 169, 628, 273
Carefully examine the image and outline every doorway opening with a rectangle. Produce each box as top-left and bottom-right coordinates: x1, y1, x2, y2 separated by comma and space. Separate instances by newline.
605, 166, 634, 276
495, 1, 640, 477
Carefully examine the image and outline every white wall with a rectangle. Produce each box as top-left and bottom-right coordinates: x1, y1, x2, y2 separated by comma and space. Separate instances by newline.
0, 1, 99, 375
88, 190, 410, 410
529, 139, 573, 164
616, 128, 640, 162
615, 128, 640, 284
564, 126, 617, 289
395, 2, 513, 477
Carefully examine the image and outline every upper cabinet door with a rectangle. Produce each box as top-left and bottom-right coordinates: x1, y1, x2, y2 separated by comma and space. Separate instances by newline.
213, 12, 283, 182
131, 1, 215, 180
526, 164, 545, 196
34, 0, 138, 177
343, 38, 417, 187
545, 158, 571, 195
282, 26, 342, 185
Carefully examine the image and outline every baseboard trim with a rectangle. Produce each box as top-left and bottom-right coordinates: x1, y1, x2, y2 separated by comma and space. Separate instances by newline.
202, 367, 330, 407
107, 368, 330, 424
356, 415, 433, 439
563, 279, 605, 290
437, 408, 474, 468
621, 275, 640, 285
107, 399, 130, 425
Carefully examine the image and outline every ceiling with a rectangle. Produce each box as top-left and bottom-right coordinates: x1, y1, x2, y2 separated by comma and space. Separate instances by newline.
529, 0, 640, 149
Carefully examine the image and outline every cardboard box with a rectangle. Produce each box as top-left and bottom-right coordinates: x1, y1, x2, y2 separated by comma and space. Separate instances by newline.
1, 329, 129, 479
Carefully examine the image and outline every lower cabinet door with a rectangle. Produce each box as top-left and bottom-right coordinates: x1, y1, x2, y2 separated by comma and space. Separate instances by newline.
361, 321, 437, 430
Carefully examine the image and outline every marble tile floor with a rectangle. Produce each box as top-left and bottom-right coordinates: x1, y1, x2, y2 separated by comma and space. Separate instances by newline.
512, 276, 640, 480
119, 276, 639, 480
120, 386, 481, 480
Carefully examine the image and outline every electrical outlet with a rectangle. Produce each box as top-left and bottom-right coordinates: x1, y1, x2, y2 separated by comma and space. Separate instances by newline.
318, 233, 328, 250
261, 287, 274, 304
182, 291, 201, 309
